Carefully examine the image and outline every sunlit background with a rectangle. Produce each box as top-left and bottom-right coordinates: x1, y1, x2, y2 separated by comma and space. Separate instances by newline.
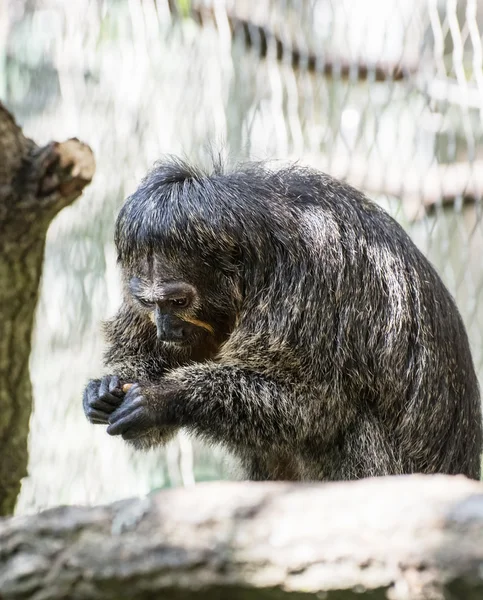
1, 0, 482, 514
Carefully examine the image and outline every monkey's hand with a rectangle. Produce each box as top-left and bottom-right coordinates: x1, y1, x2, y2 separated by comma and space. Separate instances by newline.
106, 381, 181, 440
83, 375, 125, 425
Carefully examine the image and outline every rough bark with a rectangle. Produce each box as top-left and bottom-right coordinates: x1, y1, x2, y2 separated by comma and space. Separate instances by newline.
0, 101, 95, 516
0, 475, 482, 599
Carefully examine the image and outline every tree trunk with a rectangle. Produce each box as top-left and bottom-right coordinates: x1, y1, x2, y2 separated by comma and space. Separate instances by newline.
0, 101, 95, 516
0, 476, 482, 599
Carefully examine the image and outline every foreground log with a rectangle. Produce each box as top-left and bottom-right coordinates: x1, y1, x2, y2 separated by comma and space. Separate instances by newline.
0, 101, 95, 515
1, 475, 482, 599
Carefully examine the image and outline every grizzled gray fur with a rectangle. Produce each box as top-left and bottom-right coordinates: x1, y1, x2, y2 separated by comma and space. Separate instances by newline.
83, 158, 483, 481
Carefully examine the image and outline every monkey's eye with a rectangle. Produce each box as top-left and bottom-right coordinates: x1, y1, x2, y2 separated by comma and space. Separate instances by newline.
169, 297, 189, 308
135, 297, 153, 308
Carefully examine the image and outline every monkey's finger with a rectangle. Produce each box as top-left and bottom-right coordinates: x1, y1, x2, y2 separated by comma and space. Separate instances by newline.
86, 379, 101, 392
91, 416, 109, 425
95, 391, 123, 407
99, 376, 112, 399
122, 384, 143, 402
108, 396, 145, 423
83, 380, 101, 414
85, 379, 100, 394
124, 382, 141, 396
86, 409, 110, 425
106, 407, 147, 436
109, 375, 124, 397
90, 397, 118, 412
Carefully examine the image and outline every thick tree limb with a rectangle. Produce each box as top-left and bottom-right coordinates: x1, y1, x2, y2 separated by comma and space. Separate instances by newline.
0, 101, 95, 516
0, 476, 482, 599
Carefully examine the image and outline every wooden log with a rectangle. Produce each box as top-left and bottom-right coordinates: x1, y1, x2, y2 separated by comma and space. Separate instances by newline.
1, 475, 482, 599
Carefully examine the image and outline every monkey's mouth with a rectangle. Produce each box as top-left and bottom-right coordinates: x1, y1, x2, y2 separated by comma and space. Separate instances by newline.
161, 338, 191, 347
157, 332, 200, 348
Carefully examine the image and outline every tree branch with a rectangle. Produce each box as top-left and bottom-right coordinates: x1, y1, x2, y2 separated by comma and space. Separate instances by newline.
0, 101, 95, 515
1, 476, 482, 599
307, 155, 483, 218
184, 4, 417, 82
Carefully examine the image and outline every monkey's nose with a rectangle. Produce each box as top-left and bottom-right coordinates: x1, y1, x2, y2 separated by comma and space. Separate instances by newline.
155, 311, 186, 342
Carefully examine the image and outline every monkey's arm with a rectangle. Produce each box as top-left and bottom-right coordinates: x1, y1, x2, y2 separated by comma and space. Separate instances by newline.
102, 306, 181, 381
106, 364, 353, 450
83, 307, 184, 428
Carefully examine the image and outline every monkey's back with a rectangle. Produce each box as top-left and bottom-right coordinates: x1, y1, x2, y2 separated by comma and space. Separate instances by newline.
285, 172, 482, 480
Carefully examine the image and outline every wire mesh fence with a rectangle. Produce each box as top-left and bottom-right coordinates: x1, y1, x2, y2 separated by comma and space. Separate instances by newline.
1, 0, 482, 513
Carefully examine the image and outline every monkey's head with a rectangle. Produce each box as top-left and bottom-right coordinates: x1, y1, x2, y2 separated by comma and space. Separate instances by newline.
114, 157, 305, 359
114, 159, 255, 354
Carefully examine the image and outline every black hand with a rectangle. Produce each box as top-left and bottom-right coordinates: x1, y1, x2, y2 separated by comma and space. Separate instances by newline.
83, 375, 125, 425
106, 383, 156, 439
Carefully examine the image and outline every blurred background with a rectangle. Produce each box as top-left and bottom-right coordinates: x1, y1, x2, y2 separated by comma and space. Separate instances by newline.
1, 0, 482, 514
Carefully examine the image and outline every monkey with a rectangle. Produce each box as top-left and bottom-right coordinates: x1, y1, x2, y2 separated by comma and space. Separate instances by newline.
83, 158, 483, 481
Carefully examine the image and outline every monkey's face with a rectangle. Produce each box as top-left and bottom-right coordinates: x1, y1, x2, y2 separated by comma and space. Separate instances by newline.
126, 254, 237, 350
128, 276, 213, 346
